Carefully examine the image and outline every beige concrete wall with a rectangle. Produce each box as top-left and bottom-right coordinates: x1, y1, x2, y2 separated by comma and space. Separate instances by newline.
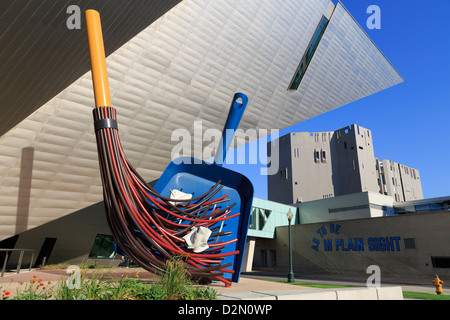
292, 132, 336, 202
274, 211, 450, 278
380, 159, 423, 202
268, 125, 395, 205
7, 202, 112, 268
297, 191, 394, 224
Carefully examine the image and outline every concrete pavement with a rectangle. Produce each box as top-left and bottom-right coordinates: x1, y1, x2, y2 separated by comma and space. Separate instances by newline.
0, 267, 445, 300
240, 271, 449, 294
211, 276, 404, 300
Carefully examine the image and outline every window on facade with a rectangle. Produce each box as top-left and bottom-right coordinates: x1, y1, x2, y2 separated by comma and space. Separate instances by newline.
249, 207, 272, 231
432, 257, 450, 268
280, 168, 289, 180
329, 204, 369, 213
288, 16, 330, 90
404, 238, 416, 250
89, 234, 116, 259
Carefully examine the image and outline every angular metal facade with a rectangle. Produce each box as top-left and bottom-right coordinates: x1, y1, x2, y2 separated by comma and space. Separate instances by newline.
0, 0, 403, 241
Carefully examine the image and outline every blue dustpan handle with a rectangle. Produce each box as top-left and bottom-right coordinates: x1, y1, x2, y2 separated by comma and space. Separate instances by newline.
214, 93, 249, 166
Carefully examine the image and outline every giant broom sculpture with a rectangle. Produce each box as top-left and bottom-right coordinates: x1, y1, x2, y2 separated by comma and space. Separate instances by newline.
86, 10, 251, 287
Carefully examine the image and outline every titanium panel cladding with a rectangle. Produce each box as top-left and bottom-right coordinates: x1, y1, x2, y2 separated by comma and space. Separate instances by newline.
293, 2, 404, 121
0, 0, 403, 240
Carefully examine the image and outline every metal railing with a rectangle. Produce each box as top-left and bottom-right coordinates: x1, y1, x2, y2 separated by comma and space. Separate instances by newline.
1, 249, 37, 277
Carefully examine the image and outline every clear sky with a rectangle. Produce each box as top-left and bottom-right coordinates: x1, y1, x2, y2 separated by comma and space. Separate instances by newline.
224, 0, 450, 200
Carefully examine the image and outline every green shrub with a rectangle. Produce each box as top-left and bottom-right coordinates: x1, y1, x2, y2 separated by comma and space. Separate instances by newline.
9, 258, 218, 300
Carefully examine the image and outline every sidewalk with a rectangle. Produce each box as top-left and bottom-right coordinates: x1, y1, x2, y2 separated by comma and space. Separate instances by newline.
0, 267, 412, 300
240, 271, 450, 296
0, 267, 155, 299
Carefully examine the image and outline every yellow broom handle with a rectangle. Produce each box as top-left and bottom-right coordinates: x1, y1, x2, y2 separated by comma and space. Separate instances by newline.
85, 10, 111, 108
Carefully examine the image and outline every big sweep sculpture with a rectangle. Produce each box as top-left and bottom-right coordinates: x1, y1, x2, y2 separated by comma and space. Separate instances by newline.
85, 10, 253, 287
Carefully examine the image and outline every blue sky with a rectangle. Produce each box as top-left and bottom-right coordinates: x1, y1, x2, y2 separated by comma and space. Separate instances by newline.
224, 0, 450, 200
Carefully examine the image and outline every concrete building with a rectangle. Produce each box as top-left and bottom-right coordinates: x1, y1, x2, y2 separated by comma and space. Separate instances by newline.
244, 198, 298, 271
0, 1, 403, 267
394, 196, 450, 215
268, 124, 423, 204
241, 196, 450, 279
243, 195, 450, 280
274, 210, 450, 279
297, 191, 395, 225
376, 159, 423, 202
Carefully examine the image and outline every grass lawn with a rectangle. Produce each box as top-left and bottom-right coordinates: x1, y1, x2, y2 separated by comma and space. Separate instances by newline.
402, 291, 450, 300
268, 280, 450, 300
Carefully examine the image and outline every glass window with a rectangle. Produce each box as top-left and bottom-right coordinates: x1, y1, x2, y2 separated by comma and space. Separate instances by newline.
429, 202, 446, 212
329, 204, 369, 214
415, 204, 431, 213
305, 17, 329, 65
249, 207, 272, 231
432, 257, 450, 268
404, 238, 416, 250
89, 234, 116, 259
289, 16, 330, 91
315, 150, 320, 162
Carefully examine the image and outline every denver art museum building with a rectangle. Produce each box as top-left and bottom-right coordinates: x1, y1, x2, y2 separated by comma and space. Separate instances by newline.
0, 0, 416, 276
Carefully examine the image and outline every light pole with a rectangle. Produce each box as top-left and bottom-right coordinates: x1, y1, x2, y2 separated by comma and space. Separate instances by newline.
287, 208, 295, 283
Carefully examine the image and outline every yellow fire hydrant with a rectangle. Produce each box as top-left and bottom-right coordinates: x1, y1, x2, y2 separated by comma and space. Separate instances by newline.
432, 275, 444, 295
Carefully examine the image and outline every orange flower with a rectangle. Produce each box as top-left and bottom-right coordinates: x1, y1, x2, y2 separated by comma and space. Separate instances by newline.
32, 276, 38, 279
3, 291, 11, 297
39, 282, 44, 287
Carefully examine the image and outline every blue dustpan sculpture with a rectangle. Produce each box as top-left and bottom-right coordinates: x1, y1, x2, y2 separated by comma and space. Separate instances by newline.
154, 93, 254, 284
